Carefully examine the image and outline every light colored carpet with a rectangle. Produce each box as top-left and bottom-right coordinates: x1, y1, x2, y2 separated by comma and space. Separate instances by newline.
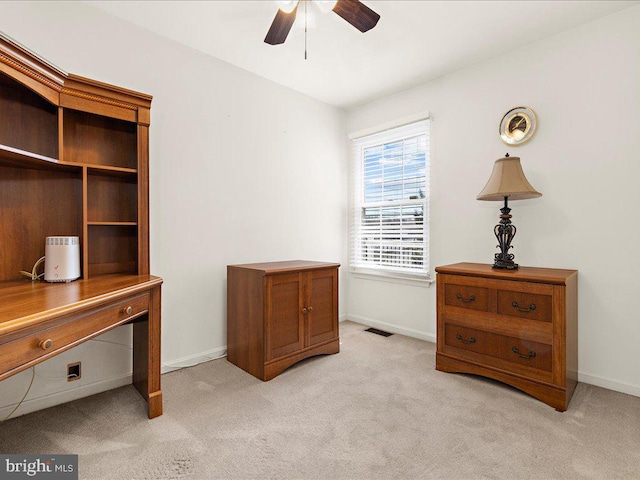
1, 320, 639, 479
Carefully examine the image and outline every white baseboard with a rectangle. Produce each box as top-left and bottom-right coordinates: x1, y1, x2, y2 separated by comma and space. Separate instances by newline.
161, 346, 227, 374
345, 314, 436, 343
0, 374, 132, 420
578, 371, 640, 398
339, 313, 348, 322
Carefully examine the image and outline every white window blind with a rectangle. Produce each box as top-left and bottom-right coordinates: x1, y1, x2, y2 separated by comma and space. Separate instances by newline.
350, 119, 430, 277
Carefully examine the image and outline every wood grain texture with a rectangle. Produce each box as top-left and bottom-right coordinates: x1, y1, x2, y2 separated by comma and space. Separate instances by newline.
443, 283, 489, 312
496, 289, 552, 322
264, 338, 340, 381
227, 262, 340, 381
266, 273, 304, 361
436, 353, 568, 411
228, 260, 340, 275
226, 266, 265, 380
63, 109, 137, 169
1, 292, 149, 377
87, 225, 137, 276
64, 73, 152, 108
137, 125, 150, 275
0, 275, 163, 418
435, 262, 577, 285
0, 33, 161, 418
444, 323, 553, 373
0, 164, 82, 282
1, 34, 152, 116
133, 284, 162, 419
436, 263, 578, 411
0, 36, 64, 105
0, 72, 58, 158
87, 172, 137, 223
82, 166, 89, 279
264, 6, 297, 45
308, 268, 338, 346
333, 0, 380, 33
564, 274, 579, 400
0, 275, 161, 332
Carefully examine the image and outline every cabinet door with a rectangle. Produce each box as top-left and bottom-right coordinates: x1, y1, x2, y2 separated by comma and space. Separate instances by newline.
266, 273, 304, 361
307, 268, 338, 347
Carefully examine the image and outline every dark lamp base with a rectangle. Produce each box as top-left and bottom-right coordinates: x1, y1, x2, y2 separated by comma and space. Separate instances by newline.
490, 196, 520, 270
492, 259, 519, 270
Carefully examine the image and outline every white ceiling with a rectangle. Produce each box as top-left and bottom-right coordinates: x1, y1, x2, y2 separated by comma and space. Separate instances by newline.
88, 0, 638, 109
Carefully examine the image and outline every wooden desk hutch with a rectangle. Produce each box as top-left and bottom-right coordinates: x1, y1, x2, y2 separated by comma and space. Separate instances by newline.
0, 34, 162, 418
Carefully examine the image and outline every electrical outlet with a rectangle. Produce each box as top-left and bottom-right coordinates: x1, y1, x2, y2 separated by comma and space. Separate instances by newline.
67, 362, 81, 382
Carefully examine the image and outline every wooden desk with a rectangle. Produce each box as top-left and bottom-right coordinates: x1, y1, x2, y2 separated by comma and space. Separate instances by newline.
0, 275, 163, 418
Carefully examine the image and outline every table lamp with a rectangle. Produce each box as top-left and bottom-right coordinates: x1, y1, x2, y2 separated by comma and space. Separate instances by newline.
477, 153, 541, 269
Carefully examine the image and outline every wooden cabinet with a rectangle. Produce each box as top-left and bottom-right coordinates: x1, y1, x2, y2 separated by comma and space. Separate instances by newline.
0, 34, 162, 418
435, 263, 578, 411
227, 261, 340, 381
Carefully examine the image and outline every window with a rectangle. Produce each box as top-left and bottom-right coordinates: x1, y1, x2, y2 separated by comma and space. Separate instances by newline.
350, 118, 430, 278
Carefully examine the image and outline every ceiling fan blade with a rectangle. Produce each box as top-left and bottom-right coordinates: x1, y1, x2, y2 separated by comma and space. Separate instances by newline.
333, 0, 380, 33
264, 6, 298, 45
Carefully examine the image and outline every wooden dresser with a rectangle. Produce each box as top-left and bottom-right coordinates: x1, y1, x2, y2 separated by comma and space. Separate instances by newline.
435, 263, 578, 411
227, 260, 340, 381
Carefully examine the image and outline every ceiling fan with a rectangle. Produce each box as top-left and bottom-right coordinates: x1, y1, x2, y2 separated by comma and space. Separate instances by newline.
264, 0, 381, 46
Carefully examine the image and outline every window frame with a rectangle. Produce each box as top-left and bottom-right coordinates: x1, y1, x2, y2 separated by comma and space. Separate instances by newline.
349, 115, 431, 282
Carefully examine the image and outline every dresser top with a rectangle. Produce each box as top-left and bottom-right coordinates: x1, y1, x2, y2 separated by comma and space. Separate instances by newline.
435, 262, 577, 285
228, 260, 340, 275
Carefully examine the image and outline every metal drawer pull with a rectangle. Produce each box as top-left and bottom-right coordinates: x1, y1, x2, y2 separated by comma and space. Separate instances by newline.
123, 306, 133, 315
455, 334, 476, 345
301, 307, 307, 314
512, 301, 536, 312
456, 294, 476, 303
512, 346, 536, 359
38, 339, 53, 350
308, 306, 314, 312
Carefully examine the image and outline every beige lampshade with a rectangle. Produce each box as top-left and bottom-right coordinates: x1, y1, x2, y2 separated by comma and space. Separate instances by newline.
477, 155, 542, 201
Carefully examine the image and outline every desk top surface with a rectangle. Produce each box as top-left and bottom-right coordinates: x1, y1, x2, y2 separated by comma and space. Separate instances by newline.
0, 274, 162, 335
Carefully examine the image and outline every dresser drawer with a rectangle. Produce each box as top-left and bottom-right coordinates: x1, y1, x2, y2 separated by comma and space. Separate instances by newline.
444, 283, 489, 312
0, 293, 149, 374
497, 290, 552, 322
444, 323, 552, 374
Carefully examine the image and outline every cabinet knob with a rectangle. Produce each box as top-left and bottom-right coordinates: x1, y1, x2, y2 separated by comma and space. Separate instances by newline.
124, 306, 133, 315
308, 306, 314, 312
301, 307, 307, 314
39, 339, 53, 350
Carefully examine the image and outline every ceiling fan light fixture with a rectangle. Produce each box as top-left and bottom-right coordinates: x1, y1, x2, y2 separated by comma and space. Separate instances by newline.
277, 0, 299, 14
265, 0, 380, 47
315, 0, 338, 13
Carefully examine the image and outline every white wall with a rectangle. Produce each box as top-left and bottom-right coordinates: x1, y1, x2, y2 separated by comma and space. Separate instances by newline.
0, 1, 348, 417
346, 5, 640, 397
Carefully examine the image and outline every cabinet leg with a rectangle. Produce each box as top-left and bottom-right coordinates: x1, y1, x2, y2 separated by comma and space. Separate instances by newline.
133, 286, 163, 418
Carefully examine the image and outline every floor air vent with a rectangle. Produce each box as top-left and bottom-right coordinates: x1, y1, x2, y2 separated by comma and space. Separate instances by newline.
364, 327, 393, 337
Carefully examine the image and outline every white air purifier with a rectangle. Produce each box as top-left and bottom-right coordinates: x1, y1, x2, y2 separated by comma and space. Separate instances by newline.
44, 236, 81, 283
